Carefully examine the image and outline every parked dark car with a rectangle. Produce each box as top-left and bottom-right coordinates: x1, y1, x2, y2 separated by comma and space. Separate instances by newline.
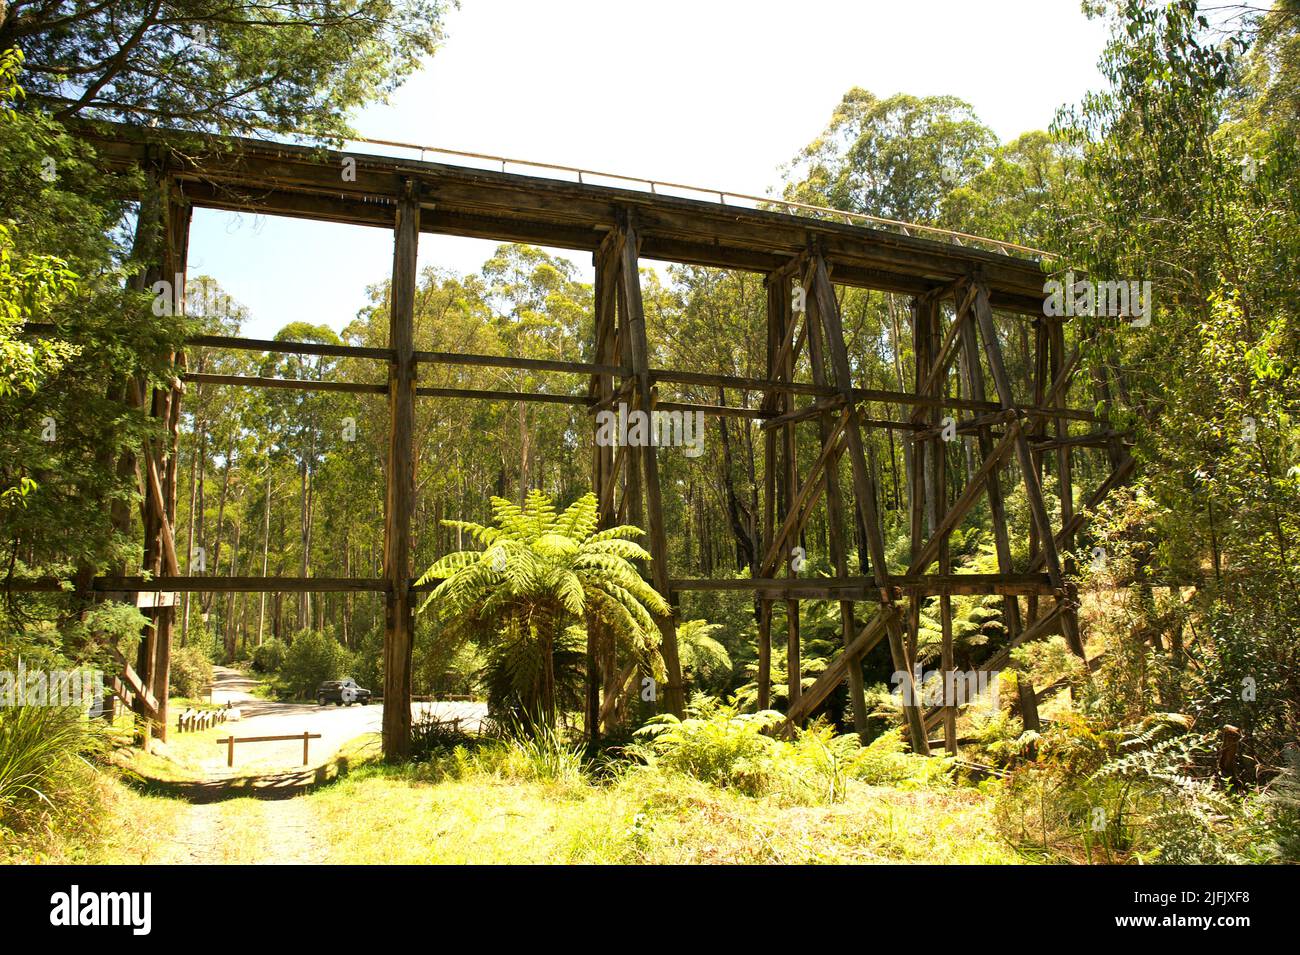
316, 678, 372, 706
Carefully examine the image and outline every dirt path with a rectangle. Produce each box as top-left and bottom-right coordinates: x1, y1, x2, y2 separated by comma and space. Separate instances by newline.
156, 793, 329, 865
149, 667, 484, 864
169, 666, 485, 776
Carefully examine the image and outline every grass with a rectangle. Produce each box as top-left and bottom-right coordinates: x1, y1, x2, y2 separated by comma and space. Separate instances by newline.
297, 734, 1024, 864
301, 760, 1020, 864
1, 759, 189, 864
11, 712, 1028, 865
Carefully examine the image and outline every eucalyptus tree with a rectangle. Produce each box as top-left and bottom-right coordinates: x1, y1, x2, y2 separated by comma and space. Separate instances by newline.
1051, 0, 1300, 766
0, 0, 450, 137
250, 321, 348, 633
783, 89, 998, 224
481, 245, 592, 504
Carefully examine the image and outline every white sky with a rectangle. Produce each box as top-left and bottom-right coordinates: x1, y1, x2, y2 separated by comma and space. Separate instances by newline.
186, 0, 1112, 339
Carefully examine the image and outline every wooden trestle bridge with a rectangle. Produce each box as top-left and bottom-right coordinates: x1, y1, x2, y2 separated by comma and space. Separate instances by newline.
30, 122, 1133, 759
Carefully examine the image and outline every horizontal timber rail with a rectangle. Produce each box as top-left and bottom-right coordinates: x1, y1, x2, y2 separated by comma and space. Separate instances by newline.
7, 576, 387, 593
9, 573, 1057, 597
24, 327, 1102, 427
188, 334, 393, 361
186, 372, 387, 394
179, 368, 1101, 428
670, 573, 1056, 599
218, 732, 322, 767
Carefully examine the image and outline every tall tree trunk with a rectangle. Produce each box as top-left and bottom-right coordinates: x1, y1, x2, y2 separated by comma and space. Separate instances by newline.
342, 529, 352, 648
256, 469, 272, 646
202, 438, 232, 614
223, 517, 241, 662
518, 401, 530, 504
716, 388, 756, 572
298, 456, 312, 632
182, 419, 202, 643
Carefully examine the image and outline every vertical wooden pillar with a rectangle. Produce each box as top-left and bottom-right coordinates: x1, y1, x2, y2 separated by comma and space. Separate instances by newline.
617, 216, 685, 717
382, 182, 419, 761
957, 297, 1022, 648
918, 296, 958, 754
907, 298, 929, 677
148, 187, 190, 743
1048, 318, 1081, 647
127, 173, 187, 745
585, 236, 620, 740
777, 274, 802, 713
800, 260, 869, 739
757, 277, 779, 711
1026, 318, 1050, 624
126, 171, 163, 744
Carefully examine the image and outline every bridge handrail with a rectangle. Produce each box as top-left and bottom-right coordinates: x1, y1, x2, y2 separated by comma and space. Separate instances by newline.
335, 133, 1050, 261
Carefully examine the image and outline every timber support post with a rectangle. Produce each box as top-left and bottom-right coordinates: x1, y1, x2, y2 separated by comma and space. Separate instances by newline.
382, 180, 419, 761
615, 214, 685, 718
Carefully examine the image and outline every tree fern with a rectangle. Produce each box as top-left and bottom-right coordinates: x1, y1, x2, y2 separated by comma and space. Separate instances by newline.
417, 490, 669, 725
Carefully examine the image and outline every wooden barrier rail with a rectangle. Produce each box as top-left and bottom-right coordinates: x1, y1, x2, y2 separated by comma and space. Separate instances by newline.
216, 732, 322, 768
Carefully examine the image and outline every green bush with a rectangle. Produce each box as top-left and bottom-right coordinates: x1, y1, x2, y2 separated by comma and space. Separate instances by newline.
632, 695, 949, 803
169, 644, 213, 699
633, 697, 786, 796
278, 631, 352, 700
251, 637, 287, 674
991, 713, 1298, 864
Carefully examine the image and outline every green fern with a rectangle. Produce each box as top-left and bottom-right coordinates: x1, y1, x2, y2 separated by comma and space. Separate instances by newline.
417, 490, 668, 725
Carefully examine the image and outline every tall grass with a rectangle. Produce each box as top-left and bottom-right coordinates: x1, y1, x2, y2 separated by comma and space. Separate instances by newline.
404, 712, 589, 784
501, 720, 588, 782
0, 704, 107, 835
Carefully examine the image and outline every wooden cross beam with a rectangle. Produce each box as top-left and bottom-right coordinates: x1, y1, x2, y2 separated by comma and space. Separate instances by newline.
969, 280, 1085, 658
807, 252, 929, 752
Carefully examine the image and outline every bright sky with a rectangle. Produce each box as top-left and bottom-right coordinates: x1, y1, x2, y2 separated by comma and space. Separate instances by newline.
187, 0, 1112, 340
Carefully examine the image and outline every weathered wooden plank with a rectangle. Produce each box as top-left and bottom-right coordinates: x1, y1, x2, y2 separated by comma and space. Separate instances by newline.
77, 120, 1055, 308
185, 372, 387, 394
382, 184, 420, 761
618, 217, 685, 718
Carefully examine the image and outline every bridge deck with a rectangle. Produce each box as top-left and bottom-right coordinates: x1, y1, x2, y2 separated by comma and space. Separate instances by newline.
80, 120, 1048, 312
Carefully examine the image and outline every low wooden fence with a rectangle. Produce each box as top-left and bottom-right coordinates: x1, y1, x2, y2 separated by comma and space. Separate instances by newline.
216, 731, 322, 767
176, 707, 231, 733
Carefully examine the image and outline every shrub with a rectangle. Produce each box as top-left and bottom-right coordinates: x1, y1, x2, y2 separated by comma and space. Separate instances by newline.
409, 709, 480, 763
632, 695, 950, 803
169, 644, 213, 699
251, 637, 287, 674
633, 696, 785, 796
278, 631, 352, 700
991, 712, 1296, 864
